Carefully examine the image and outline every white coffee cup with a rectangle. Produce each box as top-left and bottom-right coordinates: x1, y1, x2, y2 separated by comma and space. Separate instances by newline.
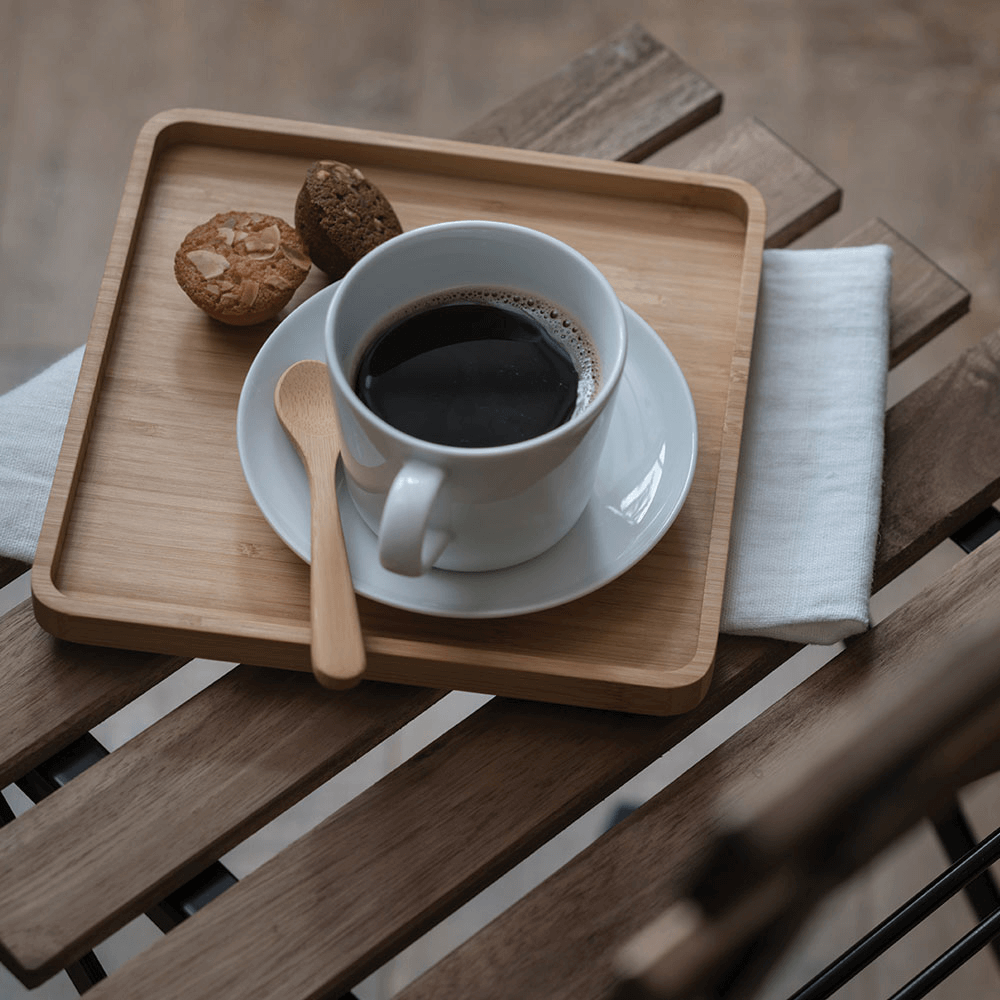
324, 220, 627, 576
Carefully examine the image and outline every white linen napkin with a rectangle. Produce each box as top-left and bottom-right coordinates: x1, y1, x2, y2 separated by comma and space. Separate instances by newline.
719, 245, 892, 644
0, 247, 892, 646
0, 346, 84, 564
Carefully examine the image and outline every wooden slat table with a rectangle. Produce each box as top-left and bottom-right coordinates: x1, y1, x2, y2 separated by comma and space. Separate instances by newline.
1, 21, 996, 1000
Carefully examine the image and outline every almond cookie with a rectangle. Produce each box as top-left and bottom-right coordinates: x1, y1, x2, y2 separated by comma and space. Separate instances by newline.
174, 212, 312, 326
294, 160, 402, 279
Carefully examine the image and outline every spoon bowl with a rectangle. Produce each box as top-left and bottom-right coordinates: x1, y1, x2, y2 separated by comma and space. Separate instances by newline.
274, 359, 366, 689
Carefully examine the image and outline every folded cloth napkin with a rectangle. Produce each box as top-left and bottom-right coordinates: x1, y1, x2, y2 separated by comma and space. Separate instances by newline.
0, 345, 85, 563
719, 244, 893, 644
0, 247, 891, 646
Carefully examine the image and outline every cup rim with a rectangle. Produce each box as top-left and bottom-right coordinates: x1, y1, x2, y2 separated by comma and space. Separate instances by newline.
324, 219, 628, 458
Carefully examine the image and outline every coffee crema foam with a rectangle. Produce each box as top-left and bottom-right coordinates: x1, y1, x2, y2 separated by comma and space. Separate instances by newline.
359, 287, 602, 417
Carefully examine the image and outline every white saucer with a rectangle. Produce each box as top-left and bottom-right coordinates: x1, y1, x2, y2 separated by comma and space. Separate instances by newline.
237, 284, 697, 618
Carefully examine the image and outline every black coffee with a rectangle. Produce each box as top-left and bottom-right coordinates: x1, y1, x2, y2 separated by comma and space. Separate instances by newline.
354, 289, 599, 448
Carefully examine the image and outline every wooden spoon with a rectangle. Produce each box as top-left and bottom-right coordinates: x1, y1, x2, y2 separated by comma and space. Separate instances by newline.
274, 360, 366, 689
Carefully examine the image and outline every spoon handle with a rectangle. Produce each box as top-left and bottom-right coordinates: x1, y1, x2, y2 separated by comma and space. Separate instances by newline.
308, 441, 366, 688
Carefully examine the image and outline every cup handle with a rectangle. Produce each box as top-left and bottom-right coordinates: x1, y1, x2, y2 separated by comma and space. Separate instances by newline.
378, 460, 449, 576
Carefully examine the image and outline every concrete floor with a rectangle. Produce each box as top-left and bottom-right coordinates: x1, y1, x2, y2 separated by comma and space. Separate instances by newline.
2, 1, 999, 997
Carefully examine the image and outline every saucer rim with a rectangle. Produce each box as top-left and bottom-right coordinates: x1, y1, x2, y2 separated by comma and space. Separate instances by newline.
237, 284, 697, 618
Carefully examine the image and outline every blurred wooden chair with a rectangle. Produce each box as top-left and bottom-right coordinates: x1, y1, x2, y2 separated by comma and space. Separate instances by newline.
613, 616, 1000, 1000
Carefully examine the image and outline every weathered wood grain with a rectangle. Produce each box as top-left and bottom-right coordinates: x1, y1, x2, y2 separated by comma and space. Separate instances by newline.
685, 117, 842, 248
839, 218, 970, 366
455, 22, 722, 163
0, 600, 187, 788
392, 535, 1000, 1000
831, 218, 970, 368
0, 666, 442, 985
875, 327, 1000, 589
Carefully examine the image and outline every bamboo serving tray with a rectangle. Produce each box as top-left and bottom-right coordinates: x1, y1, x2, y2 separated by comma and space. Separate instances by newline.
32, 108, 765, 715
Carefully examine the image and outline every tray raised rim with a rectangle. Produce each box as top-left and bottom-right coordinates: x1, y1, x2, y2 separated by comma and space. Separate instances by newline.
31, 108, 766, 715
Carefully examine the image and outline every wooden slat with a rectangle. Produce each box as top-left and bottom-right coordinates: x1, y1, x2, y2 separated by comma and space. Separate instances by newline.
840, 218, 970, 366
11, 308, 993, 990
685, 117, 842, 247
0, 667, 442, 986
455, 22, 721, 162
8, 696, 684, 994
0, 600, 187, 788
392, 541, 1000, 1000
875, 326, 1000, 589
